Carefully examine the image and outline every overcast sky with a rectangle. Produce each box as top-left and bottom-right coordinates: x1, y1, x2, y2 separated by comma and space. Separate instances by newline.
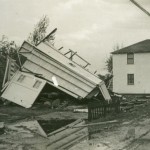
0, 0, 150, 74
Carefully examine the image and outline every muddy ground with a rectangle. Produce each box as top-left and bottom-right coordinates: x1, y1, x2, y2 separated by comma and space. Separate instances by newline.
71, 98, 150, 150
0, 103, 87, 150
0, 98, 150, 150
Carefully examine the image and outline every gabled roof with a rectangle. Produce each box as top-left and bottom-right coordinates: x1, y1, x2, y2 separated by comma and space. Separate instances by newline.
112, 39, 150, 54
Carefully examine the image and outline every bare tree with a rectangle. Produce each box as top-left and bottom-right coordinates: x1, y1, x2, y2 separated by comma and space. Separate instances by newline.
27, 15, 49, 45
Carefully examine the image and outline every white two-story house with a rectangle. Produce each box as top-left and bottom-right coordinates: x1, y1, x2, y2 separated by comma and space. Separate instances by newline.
112, 39, 150, 95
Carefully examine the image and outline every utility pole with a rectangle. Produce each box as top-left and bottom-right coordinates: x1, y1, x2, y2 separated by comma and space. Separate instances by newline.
130, 0, 150, 17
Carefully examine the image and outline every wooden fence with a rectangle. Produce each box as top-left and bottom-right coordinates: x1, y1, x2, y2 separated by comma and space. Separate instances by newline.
88, 98, 120, 121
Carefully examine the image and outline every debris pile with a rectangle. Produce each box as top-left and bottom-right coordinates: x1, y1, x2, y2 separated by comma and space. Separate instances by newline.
120, 96, 148, 112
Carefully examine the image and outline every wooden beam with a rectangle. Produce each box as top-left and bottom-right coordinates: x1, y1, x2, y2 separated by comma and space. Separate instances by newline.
70, 51, 77, 60
64, 50, 71, 55
2, 57, 9, 88
71, 120, 118, 128
69, 49, 91, 65
58, 47, 63, 51
84, 63, 90, 68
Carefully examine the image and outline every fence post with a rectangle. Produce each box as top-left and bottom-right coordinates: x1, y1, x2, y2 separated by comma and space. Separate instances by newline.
88, 103, 91, 121
88, 100, 120, 121
104, 103, 106, 117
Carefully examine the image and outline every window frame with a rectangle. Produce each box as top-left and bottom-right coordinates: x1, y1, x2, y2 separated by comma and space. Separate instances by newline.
127, 74, 134, 85
127, 53, 134, 64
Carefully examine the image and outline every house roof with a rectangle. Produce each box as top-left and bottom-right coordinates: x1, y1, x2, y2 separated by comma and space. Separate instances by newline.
18, 41, 111, 101
112, 39, 150, 54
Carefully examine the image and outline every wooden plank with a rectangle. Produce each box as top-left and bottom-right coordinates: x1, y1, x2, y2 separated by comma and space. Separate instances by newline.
47, 119, 83, 136
72, 120, 118, 128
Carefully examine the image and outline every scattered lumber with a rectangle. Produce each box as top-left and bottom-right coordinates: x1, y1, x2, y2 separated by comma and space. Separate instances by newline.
120, 96, 148, 112
73, 108, 88, 113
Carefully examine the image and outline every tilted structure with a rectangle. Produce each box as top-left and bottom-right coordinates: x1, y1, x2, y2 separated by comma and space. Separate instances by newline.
1, 37, 111, 108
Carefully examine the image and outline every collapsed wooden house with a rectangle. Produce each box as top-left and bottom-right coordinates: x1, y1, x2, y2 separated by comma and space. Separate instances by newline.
1, 36, 111, 108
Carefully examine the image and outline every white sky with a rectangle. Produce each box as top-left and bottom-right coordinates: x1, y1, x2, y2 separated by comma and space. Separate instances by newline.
0, 0, 150, 74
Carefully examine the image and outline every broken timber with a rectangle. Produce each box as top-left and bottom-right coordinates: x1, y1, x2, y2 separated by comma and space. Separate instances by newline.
1, 36, 111, 108
46, 119, 88, 150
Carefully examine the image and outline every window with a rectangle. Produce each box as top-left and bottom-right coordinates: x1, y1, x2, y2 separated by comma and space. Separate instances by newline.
127, 53, 134, 64
127, 74, 134, 85
33, 80, 42, 89
17, 75, 25, 83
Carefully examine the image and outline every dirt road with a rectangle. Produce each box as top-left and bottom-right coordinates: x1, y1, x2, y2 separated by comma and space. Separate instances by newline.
0, 99, 150, 150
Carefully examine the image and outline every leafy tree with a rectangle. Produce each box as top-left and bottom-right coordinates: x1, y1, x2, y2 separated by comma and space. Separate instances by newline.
0, 35, 18, 59
27, 15, 49, 45
106, 55, 112, 73
105, 44, 122, 73
0, 35, 18, 65
97, 74, 105, 81
0, 35, 18, 90
0, 15, 50, 91
98, 44, 122, 89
